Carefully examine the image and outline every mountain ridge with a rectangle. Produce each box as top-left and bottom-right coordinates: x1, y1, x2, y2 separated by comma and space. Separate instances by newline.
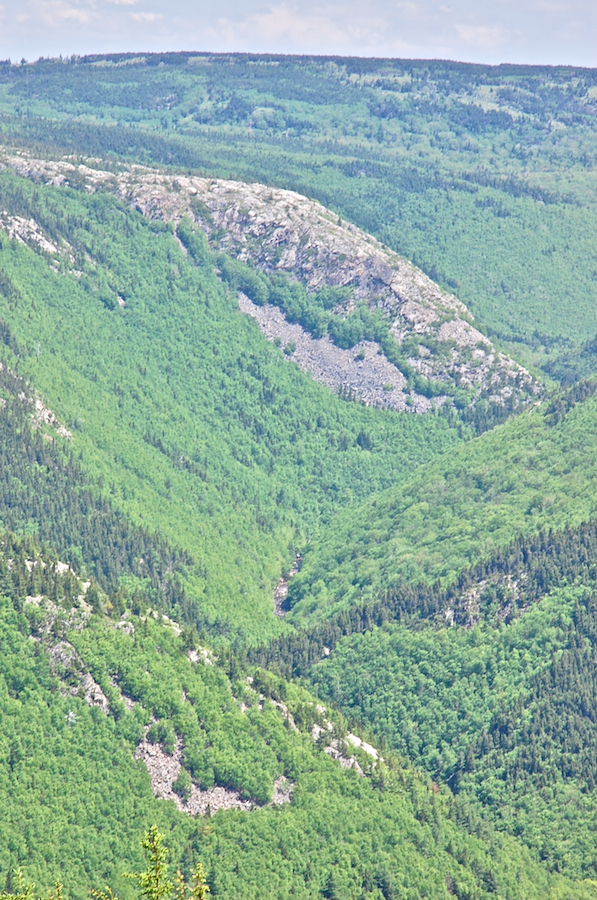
0, 148, 539, 418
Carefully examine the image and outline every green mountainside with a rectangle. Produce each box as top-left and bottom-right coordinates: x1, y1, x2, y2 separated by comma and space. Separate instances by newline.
0, 150, 538, 425
309, 583, 597, 880
4, 530, 587, 900
2, 51, 597, 899
286, 381, 597, 621
253, 515, 597, 879
0, 165, 459, 640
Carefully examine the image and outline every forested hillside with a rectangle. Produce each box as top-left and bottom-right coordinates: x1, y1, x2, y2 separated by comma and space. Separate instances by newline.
252, 511, 597, 878
0, 149, 538, 425
4, 530, 587, 900
2, 51, 597, 900
285, 380, 597, 621
0, 164, 460, 639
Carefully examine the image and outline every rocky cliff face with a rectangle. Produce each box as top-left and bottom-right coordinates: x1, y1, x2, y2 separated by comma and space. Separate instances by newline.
1, 149, 540, 415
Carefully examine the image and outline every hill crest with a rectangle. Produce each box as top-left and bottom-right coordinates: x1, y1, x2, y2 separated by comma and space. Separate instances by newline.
0, 147, 539, 416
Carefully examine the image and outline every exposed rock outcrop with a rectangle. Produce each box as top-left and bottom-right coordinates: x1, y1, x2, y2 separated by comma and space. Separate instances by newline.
0, 211, 60, 254
273, 553, 302, 616
239, 295, 429, 412
134, 736, 257, 816
0, 148, 539, 415
127, 170, 537, 413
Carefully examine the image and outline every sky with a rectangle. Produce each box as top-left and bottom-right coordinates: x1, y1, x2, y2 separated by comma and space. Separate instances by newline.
0, 0, 595, 69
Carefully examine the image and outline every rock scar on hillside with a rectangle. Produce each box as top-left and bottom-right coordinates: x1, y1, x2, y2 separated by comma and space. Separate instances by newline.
122, 171, 538, 411
135, 735, 293, 815
134, 736, 255, 815
240, 295, 434, 412
0, 211, 59, 254
0, 363, 72, 441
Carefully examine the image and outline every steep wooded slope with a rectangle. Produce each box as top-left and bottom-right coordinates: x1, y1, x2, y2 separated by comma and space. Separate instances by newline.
3, 533, 588, 900
286, 381, 597, 622
309, 583, 597, 880
0, 364, 190, 609
3, 53, 597, 898
0, 149, 538, 419
252, 499, 597, 879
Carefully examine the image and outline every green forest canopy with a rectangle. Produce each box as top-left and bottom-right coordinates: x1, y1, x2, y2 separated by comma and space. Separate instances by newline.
2, 51, 597, 899
3, 532, 588, 900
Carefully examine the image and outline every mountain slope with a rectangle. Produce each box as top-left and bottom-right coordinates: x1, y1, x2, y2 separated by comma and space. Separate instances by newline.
250, 499, 597, 880
3, 52, 597, 900
0, 149, 538, 420
286, 381, 597, 622
1, 54, 597, 369
0, 364, 191, 610
2, 532, 590, 900
128, 169, 536, 414
302, 525, 597, 880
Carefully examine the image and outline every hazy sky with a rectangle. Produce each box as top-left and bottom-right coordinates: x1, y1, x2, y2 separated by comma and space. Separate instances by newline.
0, 0, 595, 68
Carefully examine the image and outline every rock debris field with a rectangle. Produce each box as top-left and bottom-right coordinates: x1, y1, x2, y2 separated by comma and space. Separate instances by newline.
239, 295, 433, 412
134, 736, 292, 816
